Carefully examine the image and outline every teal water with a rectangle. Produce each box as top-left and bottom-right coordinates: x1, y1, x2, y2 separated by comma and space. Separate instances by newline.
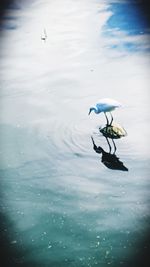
0, 0, 150, 266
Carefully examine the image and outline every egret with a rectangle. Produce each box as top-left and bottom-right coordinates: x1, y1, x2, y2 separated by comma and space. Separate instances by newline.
88, 98, 122, 125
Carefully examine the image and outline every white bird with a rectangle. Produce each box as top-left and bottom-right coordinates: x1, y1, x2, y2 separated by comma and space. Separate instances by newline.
41, 28, 47, 42
88, 98, 122, 125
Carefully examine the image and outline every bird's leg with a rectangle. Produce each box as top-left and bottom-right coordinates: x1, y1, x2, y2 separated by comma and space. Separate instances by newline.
104, 112, 109, 126
112, 139, 117, 154
110, 112, 113, 125
106, 137, 111, 153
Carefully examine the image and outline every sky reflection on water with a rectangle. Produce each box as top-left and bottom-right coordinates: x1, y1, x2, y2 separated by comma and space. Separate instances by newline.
102, 0, 150, 53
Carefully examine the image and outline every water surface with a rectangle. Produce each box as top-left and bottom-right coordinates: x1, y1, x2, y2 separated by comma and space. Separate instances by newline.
0, 0, 150, 266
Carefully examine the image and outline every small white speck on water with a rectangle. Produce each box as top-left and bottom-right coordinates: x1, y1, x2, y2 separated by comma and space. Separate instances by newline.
11, 240, 17, 244
106, 250, 110, 256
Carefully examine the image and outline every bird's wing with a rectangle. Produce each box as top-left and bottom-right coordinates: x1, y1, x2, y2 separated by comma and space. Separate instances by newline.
98, 98, 122, 107
96, 102, 112, 112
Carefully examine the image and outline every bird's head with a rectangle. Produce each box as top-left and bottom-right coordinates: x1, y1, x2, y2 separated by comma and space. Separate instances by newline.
88, 107, 95, 115
88, 106, 100, 115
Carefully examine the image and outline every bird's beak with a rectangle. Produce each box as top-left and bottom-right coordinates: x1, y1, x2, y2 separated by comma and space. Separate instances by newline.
88, 110, 91, 115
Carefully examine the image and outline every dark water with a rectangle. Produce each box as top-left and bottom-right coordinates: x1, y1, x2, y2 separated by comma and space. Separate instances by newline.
0, 0, 150, 266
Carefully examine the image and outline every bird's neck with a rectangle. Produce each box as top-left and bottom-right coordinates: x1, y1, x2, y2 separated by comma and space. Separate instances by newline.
93, 107, 99, 114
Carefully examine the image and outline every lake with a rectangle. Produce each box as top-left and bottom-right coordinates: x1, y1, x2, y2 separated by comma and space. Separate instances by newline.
0, 0, 150, 266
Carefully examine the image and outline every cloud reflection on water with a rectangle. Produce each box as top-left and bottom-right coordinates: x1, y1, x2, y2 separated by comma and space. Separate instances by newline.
102, 1, 150, 53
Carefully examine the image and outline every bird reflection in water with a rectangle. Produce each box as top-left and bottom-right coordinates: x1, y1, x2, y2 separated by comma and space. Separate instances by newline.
91, 124, 128, 171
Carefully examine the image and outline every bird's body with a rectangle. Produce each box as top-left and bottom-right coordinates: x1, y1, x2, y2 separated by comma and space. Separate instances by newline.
88, 98, 122, 125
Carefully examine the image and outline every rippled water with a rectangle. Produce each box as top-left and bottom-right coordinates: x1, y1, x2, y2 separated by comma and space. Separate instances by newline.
0, 0, 150, 266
